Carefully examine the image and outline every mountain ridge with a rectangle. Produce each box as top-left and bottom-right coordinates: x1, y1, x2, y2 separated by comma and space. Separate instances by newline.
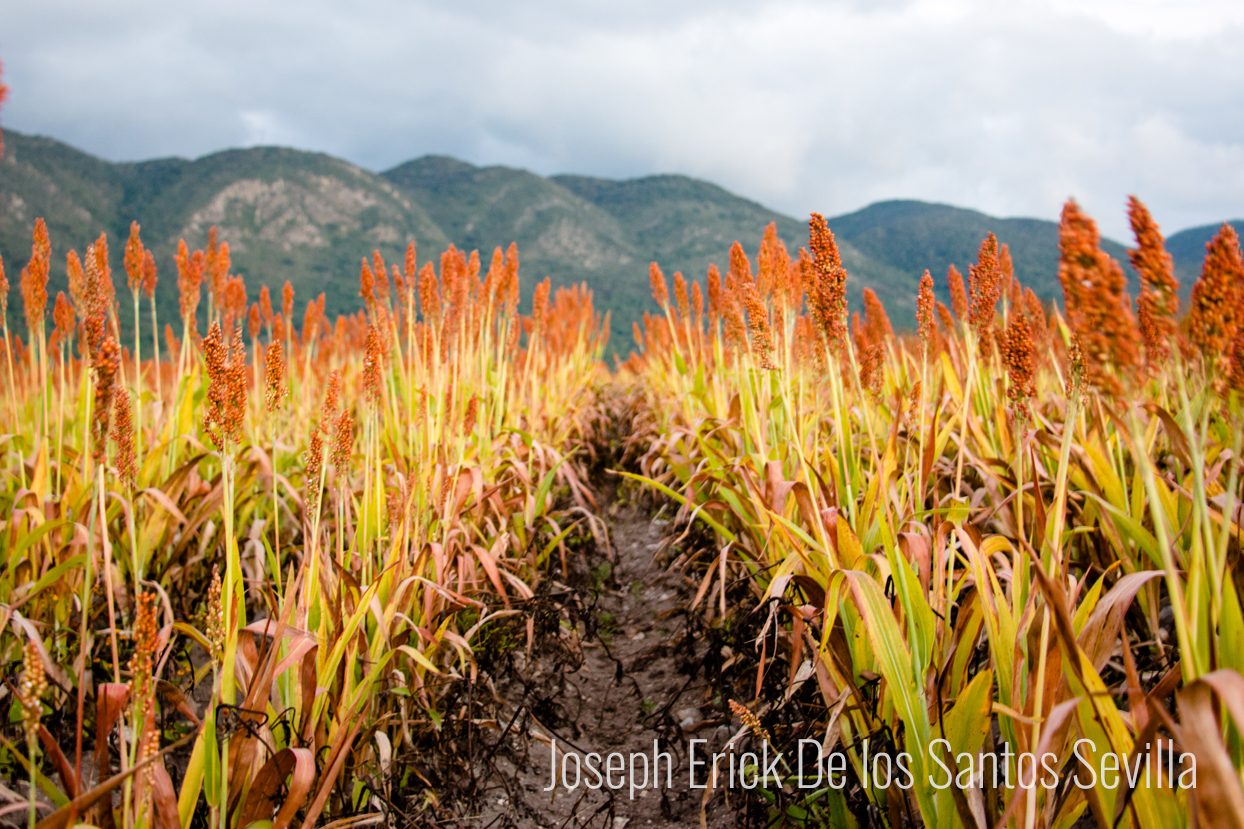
3, 128, 1238, 353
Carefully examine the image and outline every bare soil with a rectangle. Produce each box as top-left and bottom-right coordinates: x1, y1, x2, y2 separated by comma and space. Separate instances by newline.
454, 497, 747, 829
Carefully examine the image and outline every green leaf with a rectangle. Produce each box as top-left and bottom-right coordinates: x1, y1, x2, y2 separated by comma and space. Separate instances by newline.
533, 452, 573, 519
614, 470, 736, 541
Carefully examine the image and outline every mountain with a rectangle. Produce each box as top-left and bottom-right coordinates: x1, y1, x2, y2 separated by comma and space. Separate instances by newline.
3, 128, 1237, 355
381, 156, 641, 326
1, 130, 449, 343
823, 200, 1139, 306
547, 174, 913, 329
379, 161, 898, 342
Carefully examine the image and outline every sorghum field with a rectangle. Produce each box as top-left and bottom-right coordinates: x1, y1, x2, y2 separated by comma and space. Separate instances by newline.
2, 168, 1244, 828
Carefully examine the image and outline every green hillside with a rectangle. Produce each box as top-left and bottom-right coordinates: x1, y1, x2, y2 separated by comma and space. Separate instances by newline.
3, 129, 1237, 356
0, 133, 130, 278
550, 173, 807, 268
824, 200, 1138, 312
381, 156, 641, 340
120, 146, 449, 329
547, 173, 914, 333
1, 131, 449, 343
377, 162, 910, 348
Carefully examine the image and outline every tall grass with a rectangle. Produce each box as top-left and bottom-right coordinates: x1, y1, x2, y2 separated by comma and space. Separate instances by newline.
621, 205, 1244, 828
3, 193, 1243, 829
0, 225, 609, 828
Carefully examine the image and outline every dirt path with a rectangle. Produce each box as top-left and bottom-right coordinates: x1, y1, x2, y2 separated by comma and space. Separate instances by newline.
466, 498, 742, 828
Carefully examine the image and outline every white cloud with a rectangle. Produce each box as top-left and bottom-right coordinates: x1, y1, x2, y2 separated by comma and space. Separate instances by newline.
1, 0, 1240, 239
1044, 0, 1244, 40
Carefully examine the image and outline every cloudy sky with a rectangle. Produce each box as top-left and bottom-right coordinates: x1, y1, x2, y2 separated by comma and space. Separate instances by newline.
2, 0, 1242, 239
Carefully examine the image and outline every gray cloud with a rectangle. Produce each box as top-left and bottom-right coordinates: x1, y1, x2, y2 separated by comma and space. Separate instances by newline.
2, 0, 1241, 239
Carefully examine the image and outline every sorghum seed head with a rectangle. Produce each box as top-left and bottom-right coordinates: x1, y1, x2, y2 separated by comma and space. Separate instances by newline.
947, 264, 967, 322
128, 592, 158, 700
141, 250, 157, 300
649, 263, 669, 308
265, 338, 287, 413
206, 565, 225, 664
806, 213, 848, 348
112, 388, 136, 489
917, 270, 936, 348
93, 334, 121, 462
18, 641, 47, 737
331, 409, 353, 469
1003, 312, 1036, 405
363, 324, 385, 406
729, 699, 771, 744
124, 221, 145, 295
